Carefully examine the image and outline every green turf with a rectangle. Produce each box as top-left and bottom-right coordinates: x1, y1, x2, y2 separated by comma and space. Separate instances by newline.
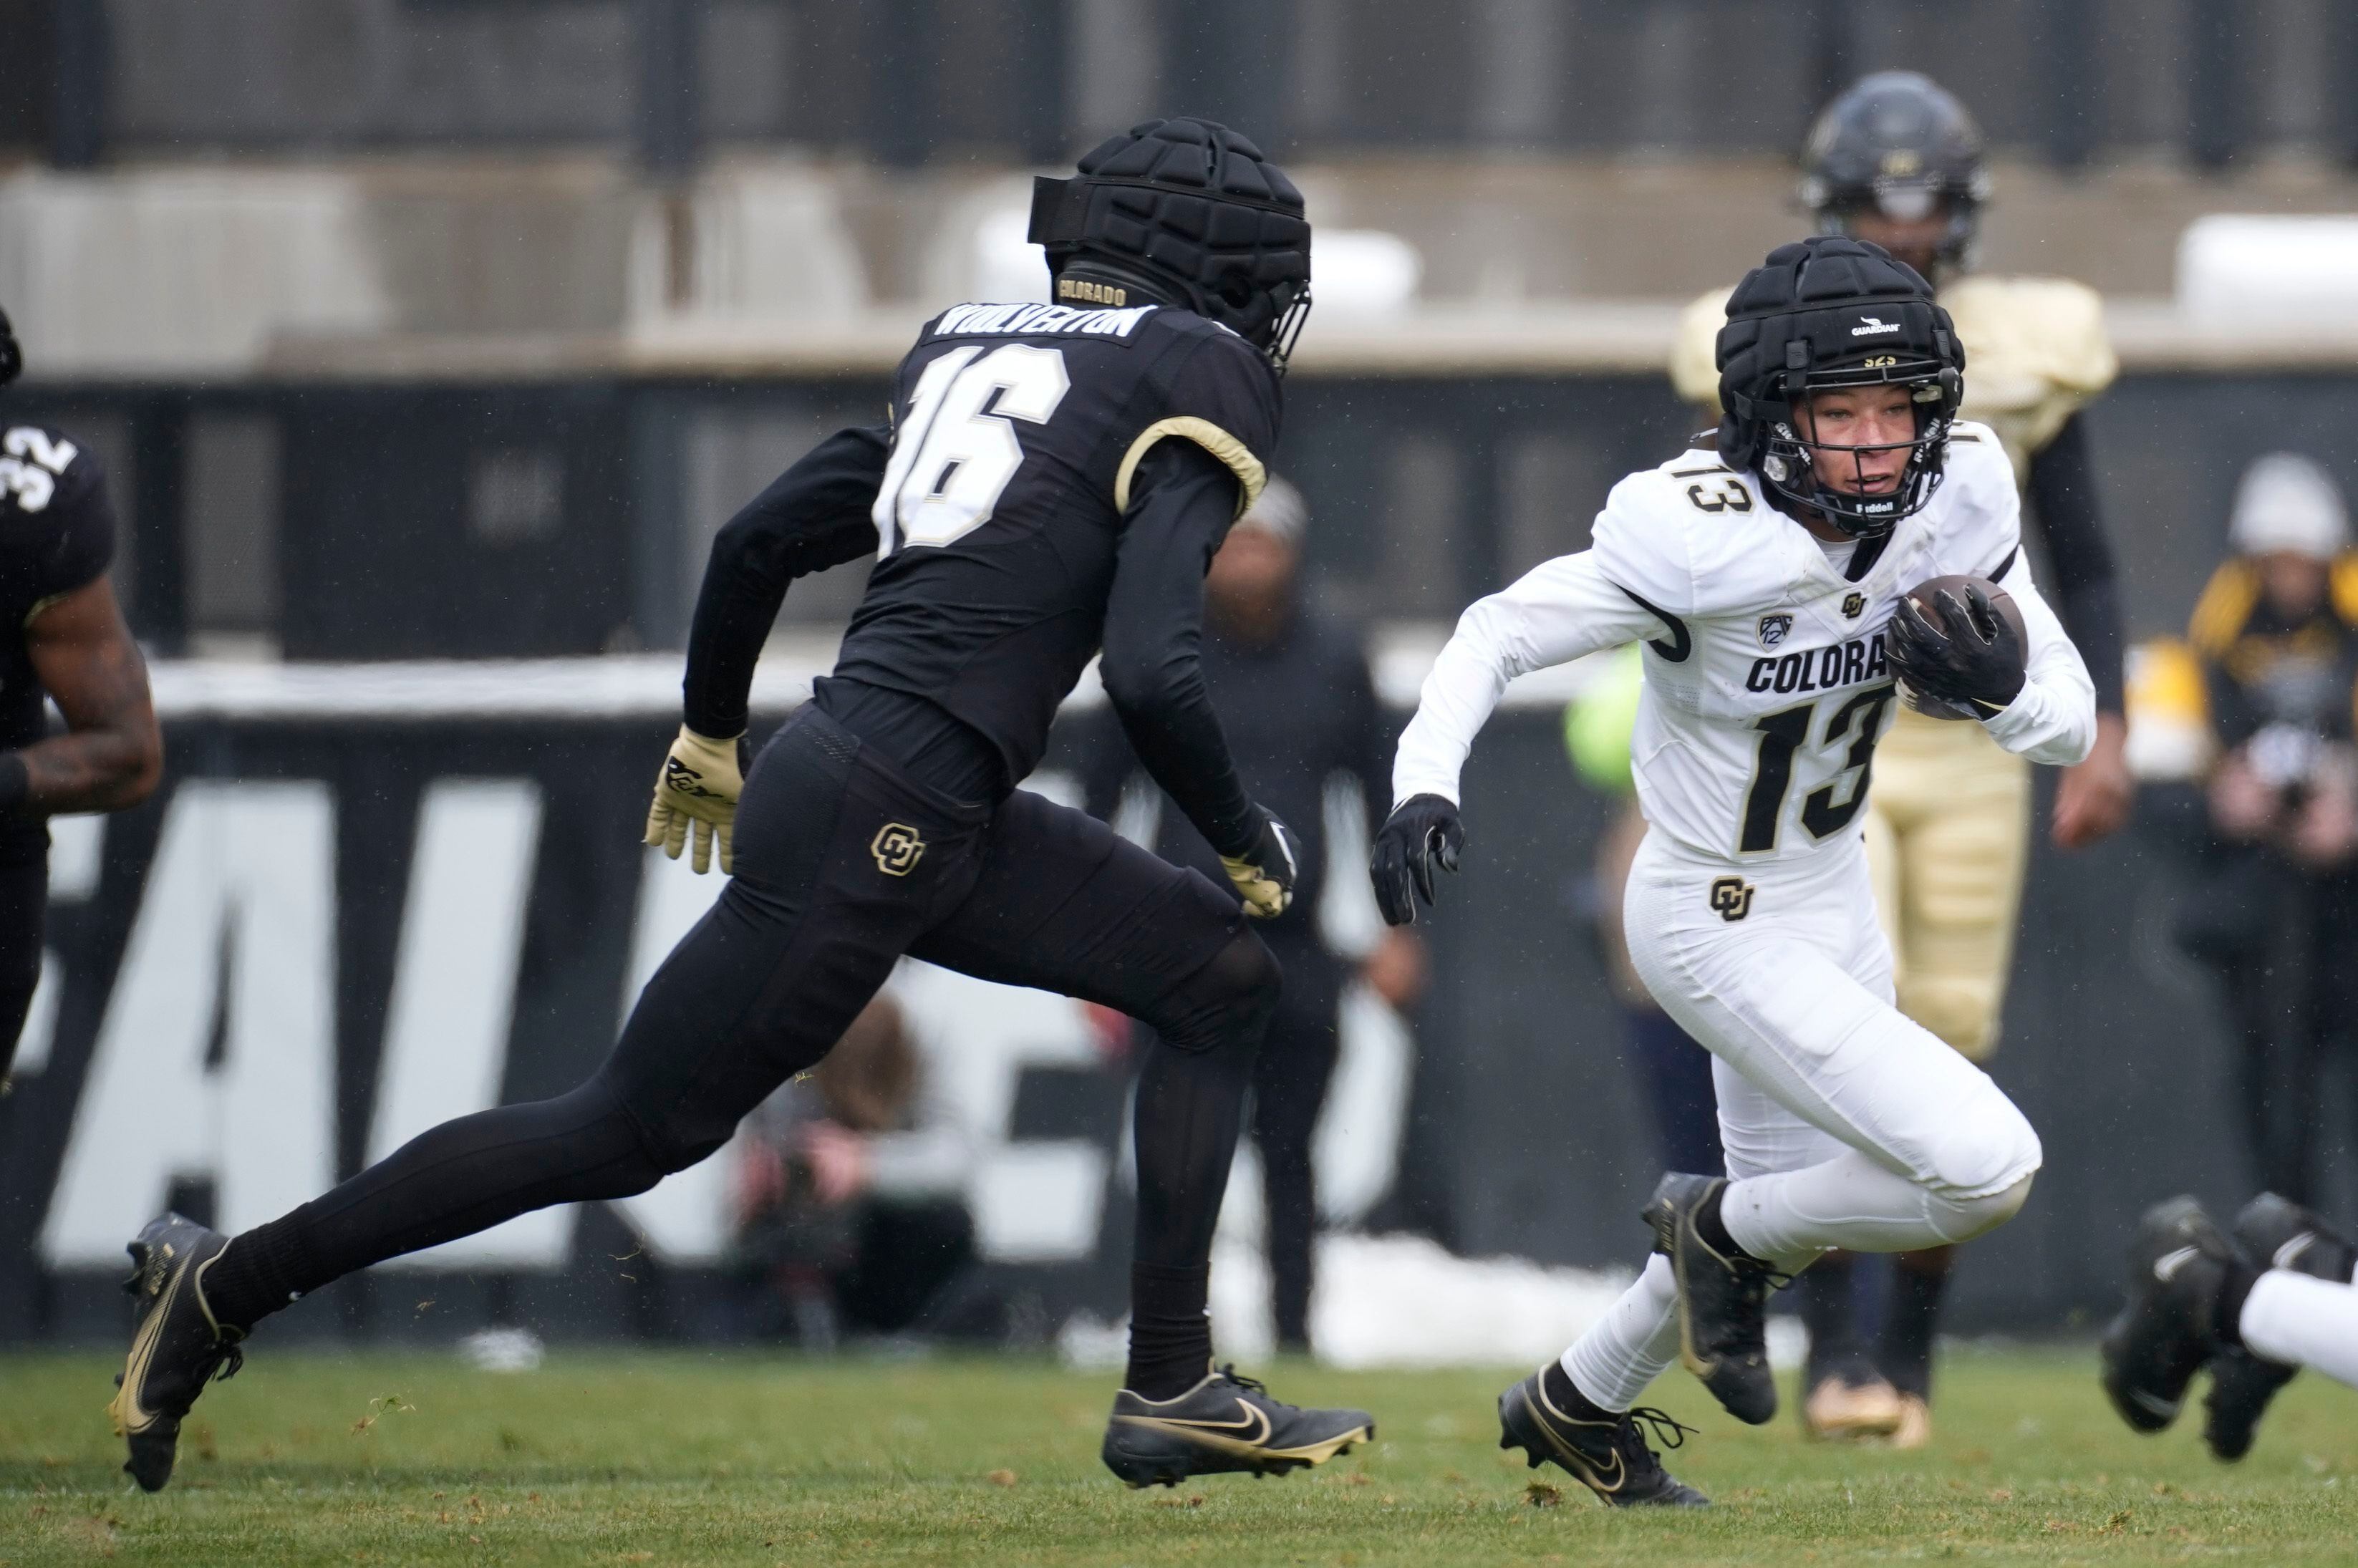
4, 1345, 2355, 1565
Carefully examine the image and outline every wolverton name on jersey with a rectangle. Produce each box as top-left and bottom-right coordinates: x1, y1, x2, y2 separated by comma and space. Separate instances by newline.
829, 301, 1278, 788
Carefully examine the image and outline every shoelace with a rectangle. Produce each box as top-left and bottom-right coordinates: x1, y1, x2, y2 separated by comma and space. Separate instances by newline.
1622, 1406, 1698, 1456
1214, 1365, 1293, 1413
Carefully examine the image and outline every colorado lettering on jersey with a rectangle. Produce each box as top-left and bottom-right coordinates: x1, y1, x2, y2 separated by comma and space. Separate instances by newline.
932, 302, 1155, 339
1744, 632, 1890, 696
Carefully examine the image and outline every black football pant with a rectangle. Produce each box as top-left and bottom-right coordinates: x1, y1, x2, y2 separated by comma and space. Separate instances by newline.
0, 857, 42, 1083
234, 707, 1277, 1315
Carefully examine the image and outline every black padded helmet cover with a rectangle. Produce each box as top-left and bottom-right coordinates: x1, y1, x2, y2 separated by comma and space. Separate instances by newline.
1028, 117, 1310, 359
1715, 236, 1966, 533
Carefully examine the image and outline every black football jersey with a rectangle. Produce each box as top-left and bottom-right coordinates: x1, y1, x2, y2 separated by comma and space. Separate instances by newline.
0, 422, 115, 752
828, 301, 1280, 788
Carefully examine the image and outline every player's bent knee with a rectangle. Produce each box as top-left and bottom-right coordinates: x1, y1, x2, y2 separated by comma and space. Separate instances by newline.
1150, 929, 1281, 1055
1938, 1171, 2034, 1244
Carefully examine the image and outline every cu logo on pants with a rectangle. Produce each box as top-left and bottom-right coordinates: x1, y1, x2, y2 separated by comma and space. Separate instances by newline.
871, 823, 927, 876
1708, 876, 1755, 922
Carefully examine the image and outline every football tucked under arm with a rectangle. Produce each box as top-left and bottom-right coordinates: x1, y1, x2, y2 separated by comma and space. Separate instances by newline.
1892, 567, 2095, 768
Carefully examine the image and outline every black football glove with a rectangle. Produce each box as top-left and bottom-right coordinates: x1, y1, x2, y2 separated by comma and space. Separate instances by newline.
1369, 793, 1464, 926
1220, 805, 1300, 919
1888, 582, 2025, 716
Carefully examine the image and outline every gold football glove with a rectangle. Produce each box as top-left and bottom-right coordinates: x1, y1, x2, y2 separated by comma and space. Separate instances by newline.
1220, 808, 1300, 919
644, 725, 745, 874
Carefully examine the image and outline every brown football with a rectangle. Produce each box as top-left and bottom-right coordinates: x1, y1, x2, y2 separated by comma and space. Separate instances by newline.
1892, 574, 2026, 721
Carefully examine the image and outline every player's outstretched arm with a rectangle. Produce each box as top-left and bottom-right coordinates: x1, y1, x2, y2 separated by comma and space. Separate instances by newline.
1378, 549, 1665, 924
679, 425, 889, 743
19, 574, 160, 814
1100, 440, 1297, 915
648, 426, 888, 874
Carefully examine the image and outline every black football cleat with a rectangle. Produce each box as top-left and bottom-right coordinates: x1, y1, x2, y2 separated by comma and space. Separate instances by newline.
1645, 1173, 1783, 1426
2204, 1194, 2355, 1462
1101, 1366, 1373, 1487
2100, 1196, 2233, 1435
108, 1213, 246, 1493
1497, 1370, 1708, 1507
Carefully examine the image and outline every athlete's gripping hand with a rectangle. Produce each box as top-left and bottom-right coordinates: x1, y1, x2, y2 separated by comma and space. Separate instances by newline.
644, 725, 747, 874
1370, 793, 1464, 926
1890, 581, 2026, 717
1221, 805, 1301, 919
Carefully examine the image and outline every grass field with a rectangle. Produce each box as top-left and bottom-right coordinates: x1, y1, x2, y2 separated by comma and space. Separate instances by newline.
4, 1345, 2355, 1565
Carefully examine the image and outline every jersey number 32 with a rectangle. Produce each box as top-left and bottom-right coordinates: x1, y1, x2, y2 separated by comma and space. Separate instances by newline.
873, 344, 1071, 555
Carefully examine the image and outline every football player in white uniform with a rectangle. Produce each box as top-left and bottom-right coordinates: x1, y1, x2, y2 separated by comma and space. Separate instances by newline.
1371, 236, 2095, 1506
1670, 74, 2131, 1447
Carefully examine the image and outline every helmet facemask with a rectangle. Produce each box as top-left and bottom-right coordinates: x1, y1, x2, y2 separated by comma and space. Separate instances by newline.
1757, 359, 1961, 538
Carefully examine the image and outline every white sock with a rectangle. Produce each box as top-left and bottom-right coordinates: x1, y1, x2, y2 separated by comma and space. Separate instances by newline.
1719, 1151, 2026, 1268
1561, 1252, 1681, 1412
2241, 1269, 2358, 1388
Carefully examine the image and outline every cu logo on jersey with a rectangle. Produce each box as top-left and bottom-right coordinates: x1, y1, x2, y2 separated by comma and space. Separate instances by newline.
1757, 614, 1794, 649
1709, 876, 1756, 922
871, 823, 928, 877
1842, 591, 1867, 619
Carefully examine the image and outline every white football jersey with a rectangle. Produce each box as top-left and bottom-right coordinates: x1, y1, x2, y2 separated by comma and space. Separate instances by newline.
1393, 420, 2096, 863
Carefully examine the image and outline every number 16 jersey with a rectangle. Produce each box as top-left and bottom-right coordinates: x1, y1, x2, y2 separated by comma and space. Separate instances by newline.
830, 301, 1279, 790
1391, 420, 2096, 863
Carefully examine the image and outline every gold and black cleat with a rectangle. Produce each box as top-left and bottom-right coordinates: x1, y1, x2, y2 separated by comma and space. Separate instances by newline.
2100, 1196, 2233, 1436
1101, 1366, 1373, 1487
1497, 1370, 1707, 1507
108, 1213, 245, 1493
1646, 1171, 1784, 1426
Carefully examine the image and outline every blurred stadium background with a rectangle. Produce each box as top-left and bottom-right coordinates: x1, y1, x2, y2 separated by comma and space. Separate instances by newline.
4, 0, 2357, 1360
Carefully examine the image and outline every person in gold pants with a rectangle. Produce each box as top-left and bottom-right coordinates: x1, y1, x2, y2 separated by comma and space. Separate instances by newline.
1669, 71, 2135, 1448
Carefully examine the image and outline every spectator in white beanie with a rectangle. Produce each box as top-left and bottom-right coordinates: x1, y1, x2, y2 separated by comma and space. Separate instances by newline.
2230, 453, 2350, 563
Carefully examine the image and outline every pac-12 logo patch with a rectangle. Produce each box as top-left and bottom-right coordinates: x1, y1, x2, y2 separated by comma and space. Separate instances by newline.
1708, 876, 1755, 922
1757, 614, 1794, 649
871, 823, 928, 876
1842, 591, 1867, 619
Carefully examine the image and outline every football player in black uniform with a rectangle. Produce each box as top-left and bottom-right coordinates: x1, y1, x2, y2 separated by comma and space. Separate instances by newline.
0, 306, 162, 1085
109, 118, 1373, 1494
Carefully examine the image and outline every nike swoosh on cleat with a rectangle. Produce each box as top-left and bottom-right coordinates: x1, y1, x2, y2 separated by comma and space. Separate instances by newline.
2127, 1388, 2180, 1420
2274, 1234, 2315, 1270
113, 1272, 181, 1433
2152, 1245, 2199, 1283
1118, 1400, 1273, 1448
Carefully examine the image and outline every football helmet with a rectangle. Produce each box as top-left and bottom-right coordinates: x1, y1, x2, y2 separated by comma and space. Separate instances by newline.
1801, 72, 1991, 279
1715, 236, 1966, 536
1028, 117, 1312, 372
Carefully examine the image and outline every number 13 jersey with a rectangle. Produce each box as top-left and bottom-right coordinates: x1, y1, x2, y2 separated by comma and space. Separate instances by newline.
830, 301, 1278, 789
1391, 420, 2096, 863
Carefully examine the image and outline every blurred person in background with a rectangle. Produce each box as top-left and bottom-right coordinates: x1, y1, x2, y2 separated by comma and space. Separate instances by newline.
1082, 475, 1425, 1356
2174, 454, 2358, 1208
0, 305, 162, 1090
733, 989, 983, 1348
1562, 647, 1724, 1176
1669, 71, 2132, 1448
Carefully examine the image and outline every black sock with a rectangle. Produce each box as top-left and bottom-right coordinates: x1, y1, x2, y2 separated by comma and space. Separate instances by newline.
203, 1213, 320, 1333
1880, 1259, 1951, 1399
1797, 1252, 1867, 1385
1694, 1182, 1759, 1263
1126, 1262, 1212, 1400
1540, 1360, 1619, 1421
2215, 1260, 2261, 1351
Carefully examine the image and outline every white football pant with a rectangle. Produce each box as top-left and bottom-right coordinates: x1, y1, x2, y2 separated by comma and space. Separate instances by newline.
1563, 830, 2042, 1411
